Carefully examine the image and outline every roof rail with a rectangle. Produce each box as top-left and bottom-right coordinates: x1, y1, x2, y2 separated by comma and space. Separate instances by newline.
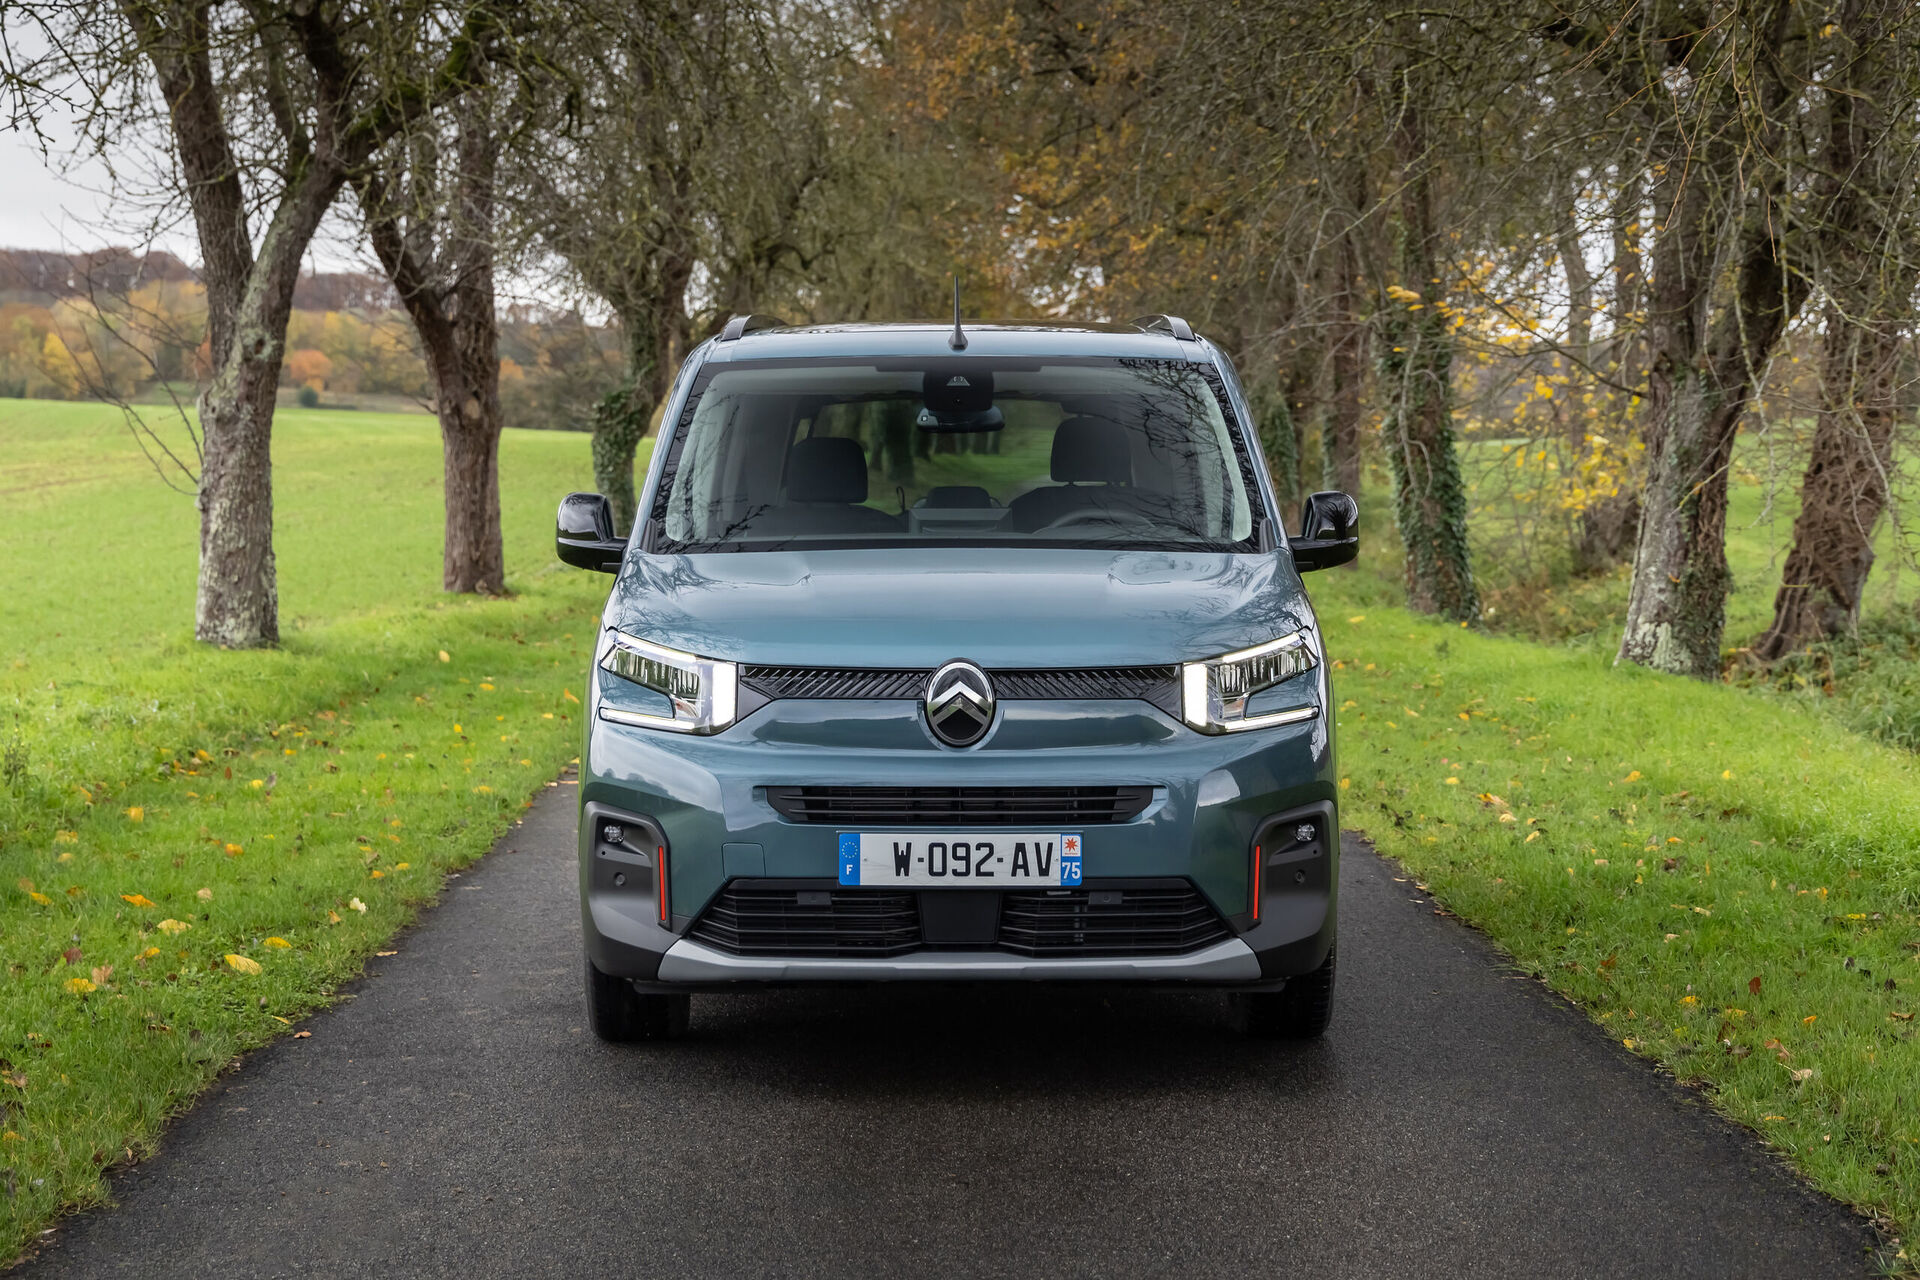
718, 313, 788, 341
1130, 314, 1197, 342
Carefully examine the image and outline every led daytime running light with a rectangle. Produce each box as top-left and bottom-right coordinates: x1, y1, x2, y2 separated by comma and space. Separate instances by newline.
597, 631, 738, 734
1181, 630, 1319, 734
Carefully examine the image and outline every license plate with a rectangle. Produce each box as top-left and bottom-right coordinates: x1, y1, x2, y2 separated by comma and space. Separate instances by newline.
838, 832, 1083, 887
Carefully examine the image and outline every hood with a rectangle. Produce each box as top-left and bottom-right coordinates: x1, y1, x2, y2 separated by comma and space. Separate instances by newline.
603, 548, 1313, 668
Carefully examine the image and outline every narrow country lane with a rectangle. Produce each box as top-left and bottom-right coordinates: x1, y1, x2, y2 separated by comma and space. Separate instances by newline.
17, 782, 1878, 1278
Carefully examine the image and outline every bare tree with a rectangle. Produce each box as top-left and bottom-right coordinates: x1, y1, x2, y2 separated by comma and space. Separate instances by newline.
8, 0, 508, 645
356, 77, 514, 594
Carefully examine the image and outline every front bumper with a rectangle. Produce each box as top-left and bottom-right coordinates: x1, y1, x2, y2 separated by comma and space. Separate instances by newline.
580, 693, 1337, 987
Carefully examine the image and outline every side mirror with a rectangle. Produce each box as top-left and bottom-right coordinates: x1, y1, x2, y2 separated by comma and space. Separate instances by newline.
1291, 491, 1358, 572
556, 492, 626, 573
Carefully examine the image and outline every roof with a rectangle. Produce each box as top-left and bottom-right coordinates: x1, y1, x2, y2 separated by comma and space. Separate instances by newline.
700, 320, 1210, 364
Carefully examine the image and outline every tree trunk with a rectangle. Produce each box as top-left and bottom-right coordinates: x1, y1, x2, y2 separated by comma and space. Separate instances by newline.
441, 105, 505, 593
1752, 316, 1901, 659
1753, 6, 1905, 659
1378, 93, 1476, 622
1616, 0, 1804, 677
1615, 185, 1806, 676
1322, 228, 1366, 496
191, 164, 342, 646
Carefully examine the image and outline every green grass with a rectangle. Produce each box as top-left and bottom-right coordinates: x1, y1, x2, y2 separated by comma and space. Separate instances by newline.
1320, 445, 1920, 1263
0, 399, 642, 1260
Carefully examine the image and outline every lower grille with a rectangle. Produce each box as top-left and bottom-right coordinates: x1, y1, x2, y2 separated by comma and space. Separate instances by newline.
689, 886, 921, 957
766, 785, 1154, 826
997, 886, 1229, 956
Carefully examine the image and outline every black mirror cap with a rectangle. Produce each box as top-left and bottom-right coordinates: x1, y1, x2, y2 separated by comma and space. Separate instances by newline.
1293, 490, 1359, 572
557, 492, 626, 573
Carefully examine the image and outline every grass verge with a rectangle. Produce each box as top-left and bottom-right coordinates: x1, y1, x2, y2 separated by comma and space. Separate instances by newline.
1, 399, 629, 1260
1314, 590, 1920, 1261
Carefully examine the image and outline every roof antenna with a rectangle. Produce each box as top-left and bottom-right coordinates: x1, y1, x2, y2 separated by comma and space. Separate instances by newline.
948, 273, 967, 351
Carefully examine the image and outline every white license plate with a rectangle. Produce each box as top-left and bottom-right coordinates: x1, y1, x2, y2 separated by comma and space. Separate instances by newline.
838, 832, 1083, 887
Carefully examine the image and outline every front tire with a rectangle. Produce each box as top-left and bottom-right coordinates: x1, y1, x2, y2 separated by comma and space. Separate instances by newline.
1239, 944, 1335, 1039
585, 957, 689, 1042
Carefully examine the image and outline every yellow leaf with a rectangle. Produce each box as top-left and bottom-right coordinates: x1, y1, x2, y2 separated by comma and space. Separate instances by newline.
1623, 770, 1641, 782
156, 918, 190, 935
126, 806, 144, 822
65, 977, 96, 995
479, 682, 496, 692
138, 947, 160, 960
197, 887, 213, 901
326, 910, 342, 925
438, 650, 451, 663
1803, 1014, 1816, 1025
54, 829, 77, 844
394, 862, 410, 870
1444, 777, 1459, 785
1524, 831, 1540, 843
1338, 777, 1351, 790
370, 869, 385, 879
224, 843, 243, 856
1721, 769, 1733, 780
249, 779, 264, 789
1499, 813, 1517, 823
562, 688, 580, 704
349, 897, 367, 913
29, 891, 52, 906
120, 893, 155, 908
264, 937, 291, 949
224, 954, 262, 975
1347, 615, 1365, 624
473, 785, 492, 794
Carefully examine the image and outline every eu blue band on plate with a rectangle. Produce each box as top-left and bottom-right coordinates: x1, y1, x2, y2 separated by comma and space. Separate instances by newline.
838, 832, 860, 886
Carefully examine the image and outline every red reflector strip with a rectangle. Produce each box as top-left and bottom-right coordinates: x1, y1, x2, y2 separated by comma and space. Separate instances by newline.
1251, 844, 1261, 922
656, 845, 669, 925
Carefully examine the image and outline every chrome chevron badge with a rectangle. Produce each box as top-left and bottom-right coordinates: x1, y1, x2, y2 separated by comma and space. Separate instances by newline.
924, 660, 995, 747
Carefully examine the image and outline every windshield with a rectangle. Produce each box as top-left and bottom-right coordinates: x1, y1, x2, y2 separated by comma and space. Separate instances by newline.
648, 356, 1262, 552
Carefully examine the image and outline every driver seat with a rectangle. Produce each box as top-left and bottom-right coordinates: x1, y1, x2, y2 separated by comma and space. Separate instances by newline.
1008, 417, 1134, 531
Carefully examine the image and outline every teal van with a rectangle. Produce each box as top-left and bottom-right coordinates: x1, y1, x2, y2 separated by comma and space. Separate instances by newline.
555, 316, 1358, 1041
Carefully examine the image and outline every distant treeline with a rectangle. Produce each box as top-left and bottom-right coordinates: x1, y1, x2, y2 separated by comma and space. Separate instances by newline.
0, 247, 619, 430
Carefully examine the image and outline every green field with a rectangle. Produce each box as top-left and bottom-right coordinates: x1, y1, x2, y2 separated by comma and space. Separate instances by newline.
0, 399, 634, 1260
3, 400, 1918, 1263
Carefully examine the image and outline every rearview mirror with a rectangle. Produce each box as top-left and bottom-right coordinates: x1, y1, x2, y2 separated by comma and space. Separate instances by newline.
556, 492, 626, 573
1291, 491, 1358, 572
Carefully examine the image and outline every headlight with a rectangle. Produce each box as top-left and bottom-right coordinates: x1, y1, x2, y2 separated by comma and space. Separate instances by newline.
1181, 631, 1319, 734
596, 631, 737, 734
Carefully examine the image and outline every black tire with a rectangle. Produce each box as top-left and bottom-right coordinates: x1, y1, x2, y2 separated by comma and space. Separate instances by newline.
1239, 944, 1335, 1039
584, 957, 690, 1043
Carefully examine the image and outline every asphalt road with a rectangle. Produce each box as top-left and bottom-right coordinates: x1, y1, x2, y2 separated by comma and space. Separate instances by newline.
19, 781, 1879, 1278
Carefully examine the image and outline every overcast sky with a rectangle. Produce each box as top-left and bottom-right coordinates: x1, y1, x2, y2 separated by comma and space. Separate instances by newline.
1, 117, 364, 272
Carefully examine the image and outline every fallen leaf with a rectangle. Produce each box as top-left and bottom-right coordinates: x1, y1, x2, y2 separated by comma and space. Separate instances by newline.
1444, 776, 1459, 785
1749, 975, 1762, 995
223, 843, 243, 857
137, 946, 160, 961
157, 918, 190, 934
264, 937, 291, 949
293, 1031, 312, 1039
90, 965, 113, 986
120, 893, 155, 908
349, 897, 367, 913
61, 946, 81, 965
126, 806, 144, 822
28, 891, 52, 906
224, 954, 262, 975
562, 688, 580, 704
326, 910, 342, 925
438, 650, 451, 663
64, 977, 95, 995
1789, 1068, 1813, 1082
376, 950, 398, 957
1889, 1012, 1914, 1022
197, 887, 213, 901
1803, 1014, 1817, 1025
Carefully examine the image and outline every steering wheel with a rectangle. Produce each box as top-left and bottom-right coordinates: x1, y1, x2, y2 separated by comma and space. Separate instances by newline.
1039, 506, 1161, 532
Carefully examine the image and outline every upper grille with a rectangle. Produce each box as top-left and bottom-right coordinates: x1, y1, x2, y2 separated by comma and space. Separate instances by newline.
742, 667, 927, 700
741, 664, 1180, 715
766, 785, 1154, 826
689, 886, 920, 957
997, 886, 1229, 956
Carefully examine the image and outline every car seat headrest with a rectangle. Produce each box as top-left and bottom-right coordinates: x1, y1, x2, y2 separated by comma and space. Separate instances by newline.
786, 436, 869, 504
1050, 416, 1131, 484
